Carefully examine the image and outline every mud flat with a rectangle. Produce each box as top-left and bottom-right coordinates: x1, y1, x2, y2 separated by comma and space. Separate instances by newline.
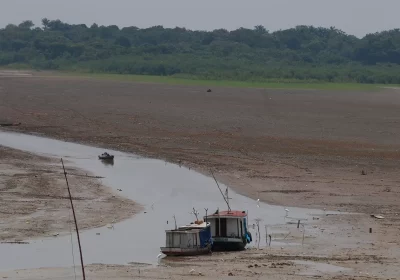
0, 130, 330, 270
1, 73, 400, 214
0, 145, 139, 241
0, 133, 397, 279
1, 73, 400, 278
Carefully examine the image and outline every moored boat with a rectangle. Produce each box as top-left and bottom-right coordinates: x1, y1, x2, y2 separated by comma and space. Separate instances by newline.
160, 221, 212, 257
206, 170, 252, 251
205, 210, 252, 251
98, 152, 114, 160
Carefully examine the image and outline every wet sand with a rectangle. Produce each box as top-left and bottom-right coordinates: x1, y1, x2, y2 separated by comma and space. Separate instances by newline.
1, 73, 400, 215
0, 145, 140, 241
1, 212, 399, 279
1, 72, 400, 279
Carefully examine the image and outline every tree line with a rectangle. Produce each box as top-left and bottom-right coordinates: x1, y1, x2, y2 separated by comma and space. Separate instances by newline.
1, 19, 400, 83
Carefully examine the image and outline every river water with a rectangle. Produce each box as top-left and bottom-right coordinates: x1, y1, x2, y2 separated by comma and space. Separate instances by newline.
0, 131, 327, 271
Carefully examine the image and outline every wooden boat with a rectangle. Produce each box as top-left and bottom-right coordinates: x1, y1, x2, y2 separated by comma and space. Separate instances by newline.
98, 152, 114, 160
160, 221, 212, 256
205, 210, 252, 251
206, 170, 252, 251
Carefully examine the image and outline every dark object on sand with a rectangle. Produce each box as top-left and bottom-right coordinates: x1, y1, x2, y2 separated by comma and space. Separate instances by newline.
0, 122, 21, 127
361, 169, 367, 175
207, 89, 212, 92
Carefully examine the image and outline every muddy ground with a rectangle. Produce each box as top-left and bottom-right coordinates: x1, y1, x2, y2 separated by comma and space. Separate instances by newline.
1, 72, 400, 279
0, 145, 139, 241
1, 212, 399, 279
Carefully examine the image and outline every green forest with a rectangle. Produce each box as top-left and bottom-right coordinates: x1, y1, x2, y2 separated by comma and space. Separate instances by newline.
2, 19, 400, 83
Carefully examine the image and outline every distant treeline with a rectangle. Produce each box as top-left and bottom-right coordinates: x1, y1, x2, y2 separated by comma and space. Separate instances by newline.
2, 19, 400, 83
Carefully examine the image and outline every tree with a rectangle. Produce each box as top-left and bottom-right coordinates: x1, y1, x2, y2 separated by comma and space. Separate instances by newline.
42, 18, 50, 29
3, 19, 400, 84
5, 24, 17, 30
18, 20, 34, 29
47, 19, 70, 31
115, 36, 131, 48
254, 25, 267, 34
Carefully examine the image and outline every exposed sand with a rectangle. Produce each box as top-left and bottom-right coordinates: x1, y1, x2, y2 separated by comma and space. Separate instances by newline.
1, 72, 399, 279
0, 145, 140, 242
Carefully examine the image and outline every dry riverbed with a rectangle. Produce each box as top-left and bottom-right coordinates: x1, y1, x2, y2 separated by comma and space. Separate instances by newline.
1, 72, 400, 279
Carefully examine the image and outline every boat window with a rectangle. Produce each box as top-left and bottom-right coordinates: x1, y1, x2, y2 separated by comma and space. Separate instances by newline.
220, 218, 227, 237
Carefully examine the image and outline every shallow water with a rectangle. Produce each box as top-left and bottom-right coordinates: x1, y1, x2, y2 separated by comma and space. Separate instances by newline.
0, 131, 328, 271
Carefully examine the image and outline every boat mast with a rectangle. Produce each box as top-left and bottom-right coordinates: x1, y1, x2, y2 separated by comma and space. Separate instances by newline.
210, 169, 231, 212
61, 158, 86, 280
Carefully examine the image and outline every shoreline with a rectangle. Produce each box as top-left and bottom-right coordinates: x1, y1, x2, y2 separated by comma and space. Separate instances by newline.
4, 125, 398, 214
0, 144, 140, 242
1, 128, 399, 279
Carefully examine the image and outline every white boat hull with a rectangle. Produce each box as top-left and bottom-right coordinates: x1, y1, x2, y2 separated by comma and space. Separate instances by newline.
160, 246, 211, 257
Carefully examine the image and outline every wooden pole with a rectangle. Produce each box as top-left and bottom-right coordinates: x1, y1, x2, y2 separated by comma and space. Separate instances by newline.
192, 207, 199, 221
265, 225, 268, 247
173, 215, 177, 229
61, 158, 86, 280
210, 169, 231, 212
247, 210, 249, 229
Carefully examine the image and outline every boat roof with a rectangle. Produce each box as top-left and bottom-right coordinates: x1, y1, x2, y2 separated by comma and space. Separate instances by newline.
166, 222, 210, 233
179, 221, 209, 230
206, 210, 247, 218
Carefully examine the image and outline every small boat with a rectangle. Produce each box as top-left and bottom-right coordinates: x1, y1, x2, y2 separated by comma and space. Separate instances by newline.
205, 210, 252, 251
160, 220, 212, 256
98, 152, 114, 160
206, 170, 252, 251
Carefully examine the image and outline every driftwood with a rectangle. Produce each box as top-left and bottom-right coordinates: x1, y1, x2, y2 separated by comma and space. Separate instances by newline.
0, 122, 21, 127
1, 241, 29, 244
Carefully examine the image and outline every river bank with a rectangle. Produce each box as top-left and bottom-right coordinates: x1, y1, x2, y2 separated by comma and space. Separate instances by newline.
2, 131, 397, 280
0, 133, 398, 279
1, 73, 400, 278
1, 213, 398, 280
0, 145, 139, 242
2, 74, 400, 216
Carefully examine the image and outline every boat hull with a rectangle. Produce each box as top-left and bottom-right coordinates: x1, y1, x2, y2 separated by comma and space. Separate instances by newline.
160, 246, 211, 257
98, 156, 114, 160
211, 237, 246, 251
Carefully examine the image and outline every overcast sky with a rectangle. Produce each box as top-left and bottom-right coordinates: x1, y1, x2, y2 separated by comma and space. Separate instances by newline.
1, 0, 399, 37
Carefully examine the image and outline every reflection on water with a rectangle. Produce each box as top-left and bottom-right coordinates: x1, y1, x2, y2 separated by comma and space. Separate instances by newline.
100, 159, 114, 166
0, 131, 330, 271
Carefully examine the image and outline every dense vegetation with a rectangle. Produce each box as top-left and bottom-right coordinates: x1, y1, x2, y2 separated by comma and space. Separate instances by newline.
2, 19, 400, 83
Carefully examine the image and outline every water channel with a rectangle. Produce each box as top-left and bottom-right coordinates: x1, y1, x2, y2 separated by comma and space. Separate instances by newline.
0, 131, 327, 271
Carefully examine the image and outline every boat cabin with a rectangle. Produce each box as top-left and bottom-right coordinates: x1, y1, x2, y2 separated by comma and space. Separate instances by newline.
160, 221, 212, 256
205, 210, 251, 251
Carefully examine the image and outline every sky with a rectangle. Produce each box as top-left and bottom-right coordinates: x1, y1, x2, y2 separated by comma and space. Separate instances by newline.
1, 0, 399, 37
